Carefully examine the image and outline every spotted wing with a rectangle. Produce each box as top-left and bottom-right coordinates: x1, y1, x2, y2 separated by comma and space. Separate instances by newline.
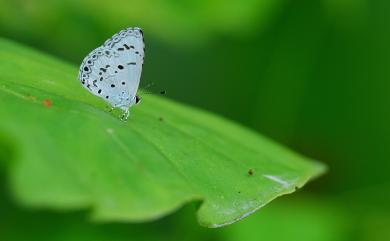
78, 27, 145, 109
103, 27, 145, 101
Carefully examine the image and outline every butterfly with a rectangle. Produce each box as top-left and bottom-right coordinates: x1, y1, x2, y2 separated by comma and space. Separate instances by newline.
78, 27, 145, 120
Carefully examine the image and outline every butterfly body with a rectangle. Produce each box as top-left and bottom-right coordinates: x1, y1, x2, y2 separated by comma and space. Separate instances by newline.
78, 27, 145, 119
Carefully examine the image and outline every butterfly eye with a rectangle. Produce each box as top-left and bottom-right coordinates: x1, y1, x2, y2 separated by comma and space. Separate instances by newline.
135, 95, 141, 104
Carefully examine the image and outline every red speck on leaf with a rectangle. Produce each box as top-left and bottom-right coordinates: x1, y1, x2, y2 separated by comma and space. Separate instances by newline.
42, 99, 53, 108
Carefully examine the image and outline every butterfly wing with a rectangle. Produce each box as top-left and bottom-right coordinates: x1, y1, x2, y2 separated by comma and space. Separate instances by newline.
103, 27, 145, 103
78, 27, 145, 111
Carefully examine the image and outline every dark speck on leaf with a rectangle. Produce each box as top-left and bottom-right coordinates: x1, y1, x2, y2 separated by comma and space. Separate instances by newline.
160, 90, 166, 95
248, 169, 254, 176
159, 117, 164, 122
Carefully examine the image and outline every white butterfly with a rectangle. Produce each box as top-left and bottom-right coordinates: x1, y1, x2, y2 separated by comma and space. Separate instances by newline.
78, 27, 145, 120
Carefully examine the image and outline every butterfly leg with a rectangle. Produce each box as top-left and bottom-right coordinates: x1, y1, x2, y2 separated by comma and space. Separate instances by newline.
120, 109, 130, 121
105, 105, 114, 112
115, 103, 130, 121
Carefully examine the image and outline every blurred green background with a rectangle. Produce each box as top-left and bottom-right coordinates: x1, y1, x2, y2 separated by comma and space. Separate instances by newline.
0, 0, 389, 240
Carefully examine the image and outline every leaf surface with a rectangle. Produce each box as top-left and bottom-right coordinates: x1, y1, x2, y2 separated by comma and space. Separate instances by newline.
0, 38, 325, 227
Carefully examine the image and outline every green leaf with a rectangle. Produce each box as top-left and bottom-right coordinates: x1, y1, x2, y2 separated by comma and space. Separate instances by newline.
0, 38, 325, 227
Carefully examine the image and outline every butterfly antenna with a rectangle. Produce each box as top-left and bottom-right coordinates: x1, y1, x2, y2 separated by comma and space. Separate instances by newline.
142, 82, 155, 90
139, 82, 166, 96
139, 89, 153, 95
